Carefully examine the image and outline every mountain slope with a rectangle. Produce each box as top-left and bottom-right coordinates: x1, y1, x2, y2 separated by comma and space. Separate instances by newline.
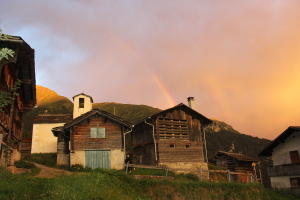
93, 103, 161, 123
36, 85, 71, 107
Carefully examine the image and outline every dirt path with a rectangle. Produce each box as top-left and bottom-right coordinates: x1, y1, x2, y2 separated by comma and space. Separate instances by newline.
33, 163, 73, 178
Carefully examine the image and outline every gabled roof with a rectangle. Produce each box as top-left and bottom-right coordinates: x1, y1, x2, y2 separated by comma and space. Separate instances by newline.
72, 93, 94, 103
212, 151, 259, 162
136, 103, 212, 126
33, 114, 73, 124
258, 126, 300, 157
64, 108, 132, 129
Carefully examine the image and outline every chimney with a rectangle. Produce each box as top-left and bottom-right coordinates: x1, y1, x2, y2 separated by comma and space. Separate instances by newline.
187, 97, 195, 109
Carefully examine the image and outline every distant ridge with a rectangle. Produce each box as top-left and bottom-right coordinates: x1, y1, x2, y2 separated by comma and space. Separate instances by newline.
36, 85, 71, 107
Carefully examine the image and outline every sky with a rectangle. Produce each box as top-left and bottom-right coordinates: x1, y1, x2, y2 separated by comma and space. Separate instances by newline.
1, 0, 300, 140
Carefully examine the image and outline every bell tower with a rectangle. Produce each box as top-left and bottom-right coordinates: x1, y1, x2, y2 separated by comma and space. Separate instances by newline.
72, 93, 93, 119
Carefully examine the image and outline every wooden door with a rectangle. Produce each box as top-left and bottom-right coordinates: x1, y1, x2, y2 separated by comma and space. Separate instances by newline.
86, 150, 110, 169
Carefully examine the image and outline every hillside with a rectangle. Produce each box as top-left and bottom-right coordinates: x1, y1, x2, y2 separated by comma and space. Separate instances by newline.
205, 120, 270, 159
93, 102, 161, 123
35, 85, 71, 107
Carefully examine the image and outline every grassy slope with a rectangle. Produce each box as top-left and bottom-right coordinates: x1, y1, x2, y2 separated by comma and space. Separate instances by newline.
36, 85, 71, 107
0, 167, 298, 200
92, 102, 161, 124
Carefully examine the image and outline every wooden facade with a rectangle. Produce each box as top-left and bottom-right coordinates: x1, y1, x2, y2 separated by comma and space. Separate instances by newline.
209, 151, 259, 182
52, 108, 132, 169
0, 36, 36, 165
130, 103, 212, 169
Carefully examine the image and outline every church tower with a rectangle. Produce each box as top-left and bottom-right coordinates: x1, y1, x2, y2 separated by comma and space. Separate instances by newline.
72, 93, 93, 119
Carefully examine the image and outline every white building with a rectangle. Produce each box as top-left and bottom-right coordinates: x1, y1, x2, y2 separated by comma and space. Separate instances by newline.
31, 114, 72, 153
259, 126, 300, 196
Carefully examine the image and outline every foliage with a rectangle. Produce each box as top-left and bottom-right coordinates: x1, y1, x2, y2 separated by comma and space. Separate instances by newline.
0, 79, 22, 113
0, 166, 298, 200
14, 159, 35, 169
0, 29, 15, 61
0, 48, 15, 61
69, 164, 91, 172
208, 164, 227, 170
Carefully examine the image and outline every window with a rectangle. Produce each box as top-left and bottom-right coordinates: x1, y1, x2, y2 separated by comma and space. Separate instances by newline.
290, 177, 300, 187
290, 150, 300, 164
90, 128, 105, 138
170, 143, 175, 148
186, 143, 191, 148
79, 98, 84, 108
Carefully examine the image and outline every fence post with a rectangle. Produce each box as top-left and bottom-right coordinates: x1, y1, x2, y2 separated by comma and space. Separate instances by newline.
227, 170, 230, 182
126, 162, 129, 175
199, 168, 202, 181
164, 167, 169, 180
247, 172, 249, 183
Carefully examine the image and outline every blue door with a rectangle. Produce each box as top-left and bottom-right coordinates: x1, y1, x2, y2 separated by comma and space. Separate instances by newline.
85, 150, 110, 169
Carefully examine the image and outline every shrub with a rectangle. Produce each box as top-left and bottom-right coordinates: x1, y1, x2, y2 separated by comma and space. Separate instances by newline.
70, 164, 91, 172
14, 160, 35, 169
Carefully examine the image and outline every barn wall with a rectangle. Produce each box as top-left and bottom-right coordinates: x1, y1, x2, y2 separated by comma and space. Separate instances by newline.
132, 144, 156, 165
158, 140, 204, 163
155, 108, 205, 163
71, 116, 123, 150
131, 122, 153, 146
154, 109, 204, 142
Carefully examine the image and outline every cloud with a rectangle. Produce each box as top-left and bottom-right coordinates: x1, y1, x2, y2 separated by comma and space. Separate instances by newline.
1, 0, 300, 140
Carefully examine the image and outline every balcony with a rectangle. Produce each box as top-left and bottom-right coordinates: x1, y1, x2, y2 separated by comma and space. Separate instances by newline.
268, 163, 300, 177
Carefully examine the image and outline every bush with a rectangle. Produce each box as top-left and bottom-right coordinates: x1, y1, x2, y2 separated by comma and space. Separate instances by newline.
14, 160, 35, 169
70, 164, 91, 172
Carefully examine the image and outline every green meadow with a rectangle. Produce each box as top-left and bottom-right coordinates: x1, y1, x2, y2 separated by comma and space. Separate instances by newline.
0, 166, 298, 200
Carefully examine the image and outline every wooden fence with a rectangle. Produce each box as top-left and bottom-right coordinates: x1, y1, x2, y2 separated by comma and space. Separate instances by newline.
125, 163, 257, 183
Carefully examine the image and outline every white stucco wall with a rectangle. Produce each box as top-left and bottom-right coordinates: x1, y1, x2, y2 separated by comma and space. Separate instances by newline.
70, 151, 85, 166
73, 94, 93, 119
270, 176, 299, 189
272, 132, 300, 165
111, 149, 125, 170
31, 123, 65, 153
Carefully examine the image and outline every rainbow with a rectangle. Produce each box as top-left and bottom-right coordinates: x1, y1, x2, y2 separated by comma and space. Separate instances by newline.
112, 34, 177, 108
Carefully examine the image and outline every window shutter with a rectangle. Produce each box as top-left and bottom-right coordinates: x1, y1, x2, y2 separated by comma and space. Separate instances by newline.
290, 150, 300, 164
97, 128, 105, 138
90, 128, 97, 138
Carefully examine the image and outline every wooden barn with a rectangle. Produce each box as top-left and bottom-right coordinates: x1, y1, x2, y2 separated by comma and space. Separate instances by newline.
52, 93, 133, 170
130, 97, 212, 171
0, 35, 36, 166
209, 151, 259, 182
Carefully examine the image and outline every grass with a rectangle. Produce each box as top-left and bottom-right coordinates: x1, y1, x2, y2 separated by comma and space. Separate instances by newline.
0, 166, 299, 200
22, 153, 57, 167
